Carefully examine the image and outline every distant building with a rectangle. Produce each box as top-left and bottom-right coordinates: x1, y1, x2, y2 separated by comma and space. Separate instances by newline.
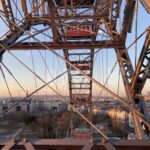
0, 98, 31, 113
0, 98, 68, 114
37, 100, 68, 112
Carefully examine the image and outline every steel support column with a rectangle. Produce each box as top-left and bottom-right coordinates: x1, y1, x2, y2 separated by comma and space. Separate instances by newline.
116, 48, 145, 139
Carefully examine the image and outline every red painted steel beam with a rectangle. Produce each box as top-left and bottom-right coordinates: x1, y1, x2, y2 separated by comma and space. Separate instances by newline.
0, 139, 150, 150
121, 0, 136, 40
24, 141, 35, 150
140, 0, 150, 13
47, 0, 59, 44
7, 41, 124, 50
1, 140, 16, 150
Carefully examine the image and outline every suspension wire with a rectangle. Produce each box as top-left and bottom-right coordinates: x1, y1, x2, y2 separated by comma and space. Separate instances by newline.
66, 49, 104, 136
31, 10, 107, 105
30, 50, 39, 98
0, 0, 115, 41
0, 2, 97, 120
116, 68, 121, 108
24, 5, 109, 99
2, 0, 150, 140
1, 62, 26, 94
0, 16, 51, 42
38, 50, 61, 94
93, 32, 105, 98
102, 49, 105, 97
0, 16, 10, 28
43, 32, 48, 99
0, 1, 149, 138
5, 51, 108, 140
3, 59, 128, 138
0, 1, 110, 62
117, 69, 121, 97
96, 61, 118, 101
0, 0, 143, 73
6, 51, 150, 137
32, 34, 65, 97
122, 27, 148, 55
0, 70, 67, 115
1, 22, 145, 104
0, 25, 149, 141
56, 57, 63, 95
0, 64, 12, 99
44, 30, 69, 96
93, 27, 148, 84
135, 0, 138, 68
1, 7, 147, 69
31, 0, 115, 38
0, 14, 106, 135
106, 49, 108, 98
15, 26, 51, 45
29, 31, 65, 96
0, 1, 46, 40
45, 51, 149, 128
45, 49, 47, 99
0, 0, 122, 139
1, 18, 150, 129
15, 0, 17, 20
12, 0, 24, 18
56, 54, 67, 94
1, 12, 150, 129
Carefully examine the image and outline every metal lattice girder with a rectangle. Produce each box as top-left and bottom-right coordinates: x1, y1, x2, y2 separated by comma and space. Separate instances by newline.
20, 0, 28, 16
110, 0, 122, 31
0, 0, 17, 31
0, 23, 31, 60
121, 0, 136, 39
115, 28, 150, 138
67, 49, 93, 104
106, 0, 150, 139
55, 0, 95, 7
6, 40, 125, 50
0, 19, 50, 59
47, 0, 59, 44
114, 48, 146, 139
0, 0, 150, 140
28, 14, 108, 21
95, 0, 110, 17
131, 28, 150, 94
130, 28, 150, 132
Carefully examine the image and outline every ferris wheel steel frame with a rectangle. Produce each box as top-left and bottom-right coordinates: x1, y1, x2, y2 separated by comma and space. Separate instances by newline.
0, 0, 149, 140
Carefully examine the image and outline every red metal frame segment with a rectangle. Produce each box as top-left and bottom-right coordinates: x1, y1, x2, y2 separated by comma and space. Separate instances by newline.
0, 139, 150, 150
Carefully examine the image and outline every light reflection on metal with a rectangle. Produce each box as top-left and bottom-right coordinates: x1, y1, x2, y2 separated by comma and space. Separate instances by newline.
140, 0, 150, 13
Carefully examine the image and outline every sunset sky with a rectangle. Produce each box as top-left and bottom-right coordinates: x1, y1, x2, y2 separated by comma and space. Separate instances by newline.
0, 1, 150, 98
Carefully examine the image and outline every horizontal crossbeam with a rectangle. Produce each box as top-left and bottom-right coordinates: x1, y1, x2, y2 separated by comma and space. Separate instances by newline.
0, 139, 150, 150
6, 41, 125, 50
